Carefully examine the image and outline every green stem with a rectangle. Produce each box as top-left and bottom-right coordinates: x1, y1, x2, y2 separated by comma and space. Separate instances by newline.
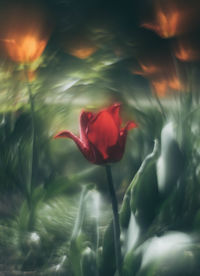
71, 186, 87, 241
105, 165, 122, 276
154, 90, 166, 120
24, 65, 37, 229
69, 186, 88, 276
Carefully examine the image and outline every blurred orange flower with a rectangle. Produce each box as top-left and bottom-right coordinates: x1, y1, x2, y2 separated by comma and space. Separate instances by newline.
168, 75, 183, 91
141, 1, 197, 38
69, 44, 97, 59
132, 56, 176, 78
66, 37, 97, 59
131, 55, 185, 97
1, 4, 50, 63
61, 32, 97, 59
133, 62, 161, 77
142, 8, 181, 38
151, 79, 167, 97
4, 35, 47, 63
152, 75, 183, 97
174, 41, 200, 62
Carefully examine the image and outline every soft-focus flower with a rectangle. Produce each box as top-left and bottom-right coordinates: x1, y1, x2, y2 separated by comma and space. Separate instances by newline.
4, 35, 47, 63
68, 43, 97, 59
174, 40, 200, 62
151, 75, 183, 97
132, 55, 176, 79
62, 34, 97, 59
141, 1, 196, 38
54, 103, 137, 165
142, 8, 181, 38
131, 56, 184, 97
2, 5, 50, 63
132, 61, 163, 77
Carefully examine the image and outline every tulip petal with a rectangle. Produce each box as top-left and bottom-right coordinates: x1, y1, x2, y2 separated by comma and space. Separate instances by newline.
54, 129, 105, 164
87, 110, 119, 159
107, 103, 122, 128
54, 130, 89, 154
79, 111, 93, 144
54, 130, 85, 147
124, 121, 138, 131
106, 122, 135, 163
54, 130, 72, 139
106, 140, 126, 162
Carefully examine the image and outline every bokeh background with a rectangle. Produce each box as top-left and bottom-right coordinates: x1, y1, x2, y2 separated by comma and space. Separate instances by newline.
0, 0, 200, 275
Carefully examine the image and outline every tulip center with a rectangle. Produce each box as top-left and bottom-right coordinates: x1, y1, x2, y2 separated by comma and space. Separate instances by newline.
87, 111, 118, 159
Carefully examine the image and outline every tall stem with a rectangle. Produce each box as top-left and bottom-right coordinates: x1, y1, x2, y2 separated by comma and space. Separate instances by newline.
24, 65, 37, 229
71, 186, 87, 241
154, 90, 166, 120
105, 165, 122, 276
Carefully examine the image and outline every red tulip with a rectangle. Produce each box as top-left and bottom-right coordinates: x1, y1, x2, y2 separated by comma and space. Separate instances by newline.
54, 103, 137, 165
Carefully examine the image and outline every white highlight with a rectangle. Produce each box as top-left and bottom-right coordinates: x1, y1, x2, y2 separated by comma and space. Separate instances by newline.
157, 122, 175, 193
122, 213, 140, 254
88, 190, 101, 219
141, 232, 192, 268
30, 232, 40, 244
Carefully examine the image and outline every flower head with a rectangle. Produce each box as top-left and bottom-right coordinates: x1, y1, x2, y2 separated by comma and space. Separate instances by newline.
4, 35, 47, 63
141, 1, 196, 39
54, 103, 137, 165
2, 4, 50, 63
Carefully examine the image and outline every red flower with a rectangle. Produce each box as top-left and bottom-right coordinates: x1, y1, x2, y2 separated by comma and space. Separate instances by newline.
54, 103, 137, 165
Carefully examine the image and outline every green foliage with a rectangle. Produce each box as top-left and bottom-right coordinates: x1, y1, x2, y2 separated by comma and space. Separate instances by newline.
131, 163, 158, 229
123, 248, 142, 276
98, 222, 116, 276
81, 247, 97, 276
120, 193, 131, 229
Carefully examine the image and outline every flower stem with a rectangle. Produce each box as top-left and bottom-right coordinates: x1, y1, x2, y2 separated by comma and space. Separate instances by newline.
105, 165, 122, 276
154, 90, 166, 120
71, 186, 87, 241
24, 65, 37, 229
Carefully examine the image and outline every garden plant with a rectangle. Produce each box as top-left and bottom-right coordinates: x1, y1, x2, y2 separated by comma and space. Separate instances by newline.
0, 0, 200, 276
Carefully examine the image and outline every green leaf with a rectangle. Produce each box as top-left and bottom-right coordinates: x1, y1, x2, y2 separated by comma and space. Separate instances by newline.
81, 247, 97, 276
